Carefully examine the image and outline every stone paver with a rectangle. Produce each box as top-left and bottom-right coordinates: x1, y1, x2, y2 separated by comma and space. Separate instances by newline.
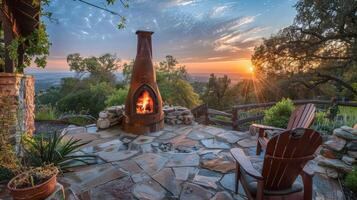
180, 182, 214, 200
152, 168, 182, 197
132, 180, 166, 200
201, 139, 230, 149
1, 124, 343, 200
193, 169, 223, 189
135, 153, 168, 175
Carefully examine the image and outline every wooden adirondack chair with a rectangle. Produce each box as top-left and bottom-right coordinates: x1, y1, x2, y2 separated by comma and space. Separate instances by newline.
251, 103, 316, 155
231, 128, 322, 200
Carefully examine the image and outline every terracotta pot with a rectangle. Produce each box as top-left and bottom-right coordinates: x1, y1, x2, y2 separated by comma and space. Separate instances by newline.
7, 172, 58, 200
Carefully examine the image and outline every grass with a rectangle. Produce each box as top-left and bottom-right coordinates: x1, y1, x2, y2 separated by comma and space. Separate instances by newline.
312, 106, 357, 135
35, 105, 58, 121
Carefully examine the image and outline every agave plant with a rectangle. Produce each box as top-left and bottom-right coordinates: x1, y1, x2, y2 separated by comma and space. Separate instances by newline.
22, 132, 95, 170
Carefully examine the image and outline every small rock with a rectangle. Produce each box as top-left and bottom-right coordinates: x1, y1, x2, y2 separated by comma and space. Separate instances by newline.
347, 151, 357, 158
320, 147, 342, 159
346, 141, 357, 151
317, 156, 353, 173
341, 126, 357, 135
326, 168, 339, 179
99, 111, 108, 118
97, 118, 110, 129
324, 136, 346, 151
333, 128, 357, 140
342, 155, 355, 165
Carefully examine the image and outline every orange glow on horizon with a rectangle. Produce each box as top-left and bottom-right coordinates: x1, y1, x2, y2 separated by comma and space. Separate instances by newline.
28, 58, 255, 76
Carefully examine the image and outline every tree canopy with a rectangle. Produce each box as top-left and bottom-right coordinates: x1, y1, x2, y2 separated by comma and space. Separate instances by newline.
252, 0, 357, 98
67, 53, 120, 84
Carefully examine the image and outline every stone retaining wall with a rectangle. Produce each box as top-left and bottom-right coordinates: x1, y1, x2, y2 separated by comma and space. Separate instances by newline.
0, 73, 35, 151
97, 105, 195, 129
317, 125, 357, 178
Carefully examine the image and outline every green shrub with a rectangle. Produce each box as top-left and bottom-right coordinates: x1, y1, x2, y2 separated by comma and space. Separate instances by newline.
58, 82, 114, 117
35, 105, 58, 120
263, 98, 295, 128
105, 87, 129, 106
345, 167, 357, 193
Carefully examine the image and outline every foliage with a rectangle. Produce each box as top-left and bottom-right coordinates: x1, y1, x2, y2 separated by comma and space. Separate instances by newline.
0, 166, 14, 182
35, 105, 58, 121
122, 60, 134, 84
159, 78, 201, 108
105, 87, 129, 106
67, 53, 120, 84
22, 133, 93, 170
202, 74, 237, 110
64, 115, 95, 126
345, 167, 357, 193
263, 98, 295, 128
57, 82, 114, 116
312, 106, 357, 135
156, 56, 201, 108
252, 0, 357, 100
7, 24, 50, 72
9, 165, 58, 189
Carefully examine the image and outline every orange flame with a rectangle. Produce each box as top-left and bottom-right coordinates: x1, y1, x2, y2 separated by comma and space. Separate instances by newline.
136, 90, 154, 114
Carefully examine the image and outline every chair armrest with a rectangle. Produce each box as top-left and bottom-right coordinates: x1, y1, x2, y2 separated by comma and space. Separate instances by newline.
251, 124, 286, 132
230, 148, 263, 180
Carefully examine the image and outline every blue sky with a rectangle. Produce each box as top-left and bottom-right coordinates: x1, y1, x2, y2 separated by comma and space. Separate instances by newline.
36, 0, 297, 73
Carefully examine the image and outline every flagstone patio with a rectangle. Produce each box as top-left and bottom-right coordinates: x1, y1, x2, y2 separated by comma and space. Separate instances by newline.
0, 124, 344, 200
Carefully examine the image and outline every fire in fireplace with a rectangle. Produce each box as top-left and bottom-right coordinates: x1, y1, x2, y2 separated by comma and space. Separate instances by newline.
122, 30, 164, 134
136, 90, 154, 114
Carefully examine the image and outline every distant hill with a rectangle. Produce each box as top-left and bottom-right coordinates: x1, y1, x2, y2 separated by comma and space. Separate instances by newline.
26, 71, 249, 93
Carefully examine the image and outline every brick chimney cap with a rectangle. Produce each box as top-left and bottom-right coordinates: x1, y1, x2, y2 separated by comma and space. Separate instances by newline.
136, 30, 154, 35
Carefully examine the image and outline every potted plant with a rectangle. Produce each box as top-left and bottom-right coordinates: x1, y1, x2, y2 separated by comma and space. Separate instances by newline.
7, 165, 58, 200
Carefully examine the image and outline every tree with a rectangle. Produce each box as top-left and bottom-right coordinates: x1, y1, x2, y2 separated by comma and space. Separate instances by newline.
67, 53, 120, 84
122, 60, 134, 84
252, 0, 357, 98
158, 55, 188, 81
203, 74, 236, 109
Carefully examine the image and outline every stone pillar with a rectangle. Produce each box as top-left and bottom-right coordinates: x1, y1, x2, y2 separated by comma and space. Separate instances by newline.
0, 73, 35, 152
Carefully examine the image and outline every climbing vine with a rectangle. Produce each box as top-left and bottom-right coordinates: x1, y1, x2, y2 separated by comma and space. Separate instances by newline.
8, 24, 50, 72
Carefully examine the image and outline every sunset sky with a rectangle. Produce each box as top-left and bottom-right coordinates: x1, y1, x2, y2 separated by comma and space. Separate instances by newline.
29, 0, 297, 74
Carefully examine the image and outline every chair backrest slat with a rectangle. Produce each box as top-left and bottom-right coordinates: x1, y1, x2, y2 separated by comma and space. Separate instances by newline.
262, 128, 322, 190
287, 103, 316, 129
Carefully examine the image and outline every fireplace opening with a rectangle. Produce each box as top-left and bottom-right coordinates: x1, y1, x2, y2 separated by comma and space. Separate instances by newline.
136, 90, 154, 114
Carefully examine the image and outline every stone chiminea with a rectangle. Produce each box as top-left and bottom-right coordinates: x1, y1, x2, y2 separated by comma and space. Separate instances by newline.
122, 31, 164, 134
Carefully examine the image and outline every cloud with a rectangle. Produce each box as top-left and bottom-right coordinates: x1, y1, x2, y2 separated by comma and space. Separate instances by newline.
211, 5, 230, 17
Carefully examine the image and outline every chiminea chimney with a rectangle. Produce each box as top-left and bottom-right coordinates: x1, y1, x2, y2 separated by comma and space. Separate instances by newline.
122, 30, 164, 134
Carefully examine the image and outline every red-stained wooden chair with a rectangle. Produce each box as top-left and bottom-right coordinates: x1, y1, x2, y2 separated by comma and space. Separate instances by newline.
251, 103, 316, 155
231, 128, 322, 200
